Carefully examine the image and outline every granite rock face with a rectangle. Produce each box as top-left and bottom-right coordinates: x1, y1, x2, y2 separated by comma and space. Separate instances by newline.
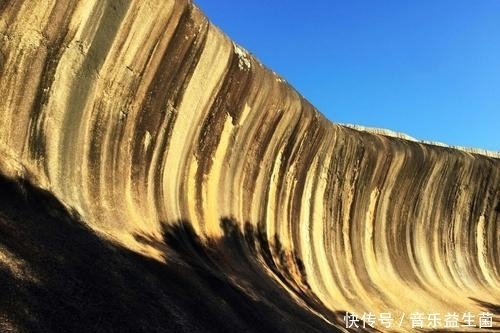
1, 1, 499, 332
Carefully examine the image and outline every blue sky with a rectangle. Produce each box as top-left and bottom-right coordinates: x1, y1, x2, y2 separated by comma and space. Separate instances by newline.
195, 1, 499, 151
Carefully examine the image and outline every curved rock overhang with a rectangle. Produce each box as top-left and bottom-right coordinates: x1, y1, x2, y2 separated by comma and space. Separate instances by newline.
1, 1, 499, 332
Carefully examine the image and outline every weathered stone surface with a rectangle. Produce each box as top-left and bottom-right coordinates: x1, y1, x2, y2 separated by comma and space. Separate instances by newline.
1, 1, 499, 332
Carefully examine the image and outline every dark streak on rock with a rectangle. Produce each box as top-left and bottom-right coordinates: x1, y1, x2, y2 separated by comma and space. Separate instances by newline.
28, 2, 79, 173
0, 47, 4, 76
133, 4, 207, 184
196, 42, 254, 169
61, 0, 132, 184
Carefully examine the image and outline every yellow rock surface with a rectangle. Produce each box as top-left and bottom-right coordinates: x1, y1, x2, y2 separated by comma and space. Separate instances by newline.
1, 1, 499, 332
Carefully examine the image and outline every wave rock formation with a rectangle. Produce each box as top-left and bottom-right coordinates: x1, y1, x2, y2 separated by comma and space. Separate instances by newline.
1, 1, 499, 332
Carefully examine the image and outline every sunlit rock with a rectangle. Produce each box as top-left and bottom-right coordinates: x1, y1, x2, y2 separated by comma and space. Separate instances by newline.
1, 1, 499, 332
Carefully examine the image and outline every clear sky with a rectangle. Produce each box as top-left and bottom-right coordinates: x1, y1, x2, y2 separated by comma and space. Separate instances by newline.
194, 1, 499, 152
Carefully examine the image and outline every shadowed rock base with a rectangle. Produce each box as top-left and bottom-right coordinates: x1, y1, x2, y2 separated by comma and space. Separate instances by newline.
0, 174, 347, 333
